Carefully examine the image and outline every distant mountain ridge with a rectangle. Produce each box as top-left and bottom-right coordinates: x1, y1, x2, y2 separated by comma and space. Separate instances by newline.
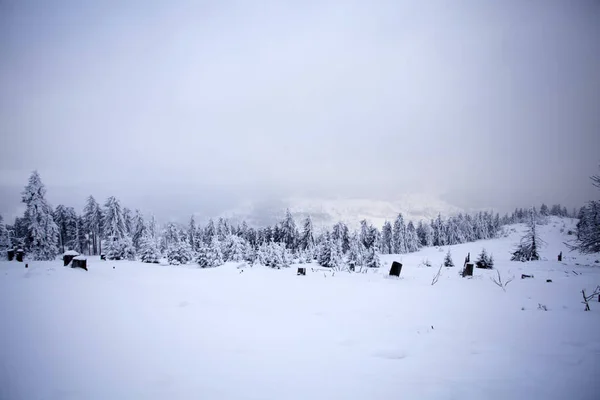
220, 194, 466, 230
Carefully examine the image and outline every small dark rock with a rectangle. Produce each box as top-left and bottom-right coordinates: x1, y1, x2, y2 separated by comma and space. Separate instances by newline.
113, 266, 115, 269
546, 279, 552, 283
25, 264, 28, 268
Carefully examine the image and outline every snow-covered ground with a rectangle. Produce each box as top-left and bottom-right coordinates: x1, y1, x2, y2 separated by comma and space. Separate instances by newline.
1, 217, 599, 400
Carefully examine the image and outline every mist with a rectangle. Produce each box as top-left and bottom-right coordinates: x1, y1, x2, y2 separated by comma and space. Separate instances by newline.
1, 0, 599, 222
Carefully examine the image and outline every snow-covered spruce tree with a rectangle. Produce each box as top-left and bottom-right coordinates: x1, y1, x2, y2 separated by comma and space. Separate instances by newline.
203, 219, 216, 244
197, 237, 224, 268
363, 246, 381, 269
444, 249, 454, 267
476, 248, 493, 268
280, 209, 299, 251
105, 235, 136, 260
511, 208, 543, 262
21, 171, 60, 260
331, 221, 350, 253
54, 205, 78, 253
570, 167, 600, 253
122, 207, 133, 237
83, 195, 103, 255
360, 220, 379, 250
432, 214, 447, 246
318, 235, 343, 269
139, 233, 161, 263
346, 233, 364, 271
393, 213, 407, 253
405, 221, 421, 253
103, 196, 126, 240
223, 234, 248, 262
0, 215, 11, 255
167, 240, 194, 265
131, 210, 146, 252
188, 215, 197, 251
380, 221, 393, 254
216, 218, 230, 241
102, 196, 134, 260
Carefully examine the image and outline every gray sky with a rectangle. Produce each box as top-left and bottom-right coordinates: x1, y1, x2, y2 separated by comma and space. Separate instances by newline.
1, 0, 599, 222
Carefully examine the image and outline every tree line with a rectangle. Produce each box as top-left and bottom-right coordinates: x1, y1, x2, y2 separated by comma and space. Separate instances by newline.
0, 170, 593, 267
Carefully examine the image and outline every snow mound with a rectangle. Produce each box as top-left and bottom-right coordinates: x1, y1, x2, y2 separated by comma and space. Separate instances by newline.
63, 250, 79, 256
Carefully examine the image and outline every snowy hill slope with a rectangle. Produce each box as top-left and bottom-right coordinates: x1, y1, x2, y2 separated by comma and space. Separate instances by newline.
1, 217, 599, 400
220, 193, 464, 229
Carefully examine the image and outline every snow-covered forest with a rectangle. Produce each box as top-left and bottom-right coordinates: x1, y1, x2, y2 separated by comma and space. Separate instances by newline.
0, 171, 591, 268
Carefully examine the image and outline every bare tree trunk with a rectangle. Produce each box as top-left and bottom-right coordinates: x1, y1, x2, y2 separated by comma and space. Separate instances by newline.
582, 290, 590, 311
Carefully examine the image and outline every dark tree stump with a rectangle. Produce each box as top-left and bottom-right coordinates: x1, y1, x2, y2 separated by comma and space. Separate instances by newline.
15, 250, 24, 262
7, 250, 14, 261
349, 265, 355, 272
72, 258, 88, 271
521, 274, 534, 279
546, 279, 552, 283
389, 261, 402, 277
462, 263, 474, 277
100, 254, 106, 261
558, 252, 562, 262
297, 267, 306, 276
63, 254, 78, 266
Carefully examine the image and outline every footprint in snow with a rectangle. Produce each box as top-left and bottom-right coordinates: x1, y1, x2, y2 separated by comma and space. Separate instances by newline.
373, 349, 408, 360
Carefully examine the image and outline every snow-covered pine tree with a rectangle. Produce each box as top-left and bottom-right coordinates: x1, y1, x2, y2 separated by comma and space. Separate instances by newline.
83, 195, 103, 255
540, 203, 549, 216
54, 205, 78, 253
21, 171, 60, 260
392, 213, 407, 253
380, 221, 393, 254
300, 216, 315, 251
331, 221, 350, 253
405, 221, 421, 253
139, 232, 161, 263
444, 249, 454, 267
197, 236, 224, 268
511, 208, 543, 262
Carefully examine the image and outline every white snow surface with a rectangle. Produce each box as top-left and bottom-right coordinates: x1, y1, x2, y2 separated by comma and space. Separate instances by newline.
63, 250, 80, 256
1, 217, 600, 400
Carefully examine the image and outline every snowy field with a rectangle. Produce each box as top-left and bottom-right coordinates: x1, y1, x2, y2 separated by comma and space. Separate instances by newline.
1, 217, 600, 400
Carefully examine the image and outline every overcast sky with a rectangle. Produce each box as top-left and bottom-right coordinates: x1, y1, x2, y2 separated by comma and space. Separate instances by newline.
1, 0, 599, 222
